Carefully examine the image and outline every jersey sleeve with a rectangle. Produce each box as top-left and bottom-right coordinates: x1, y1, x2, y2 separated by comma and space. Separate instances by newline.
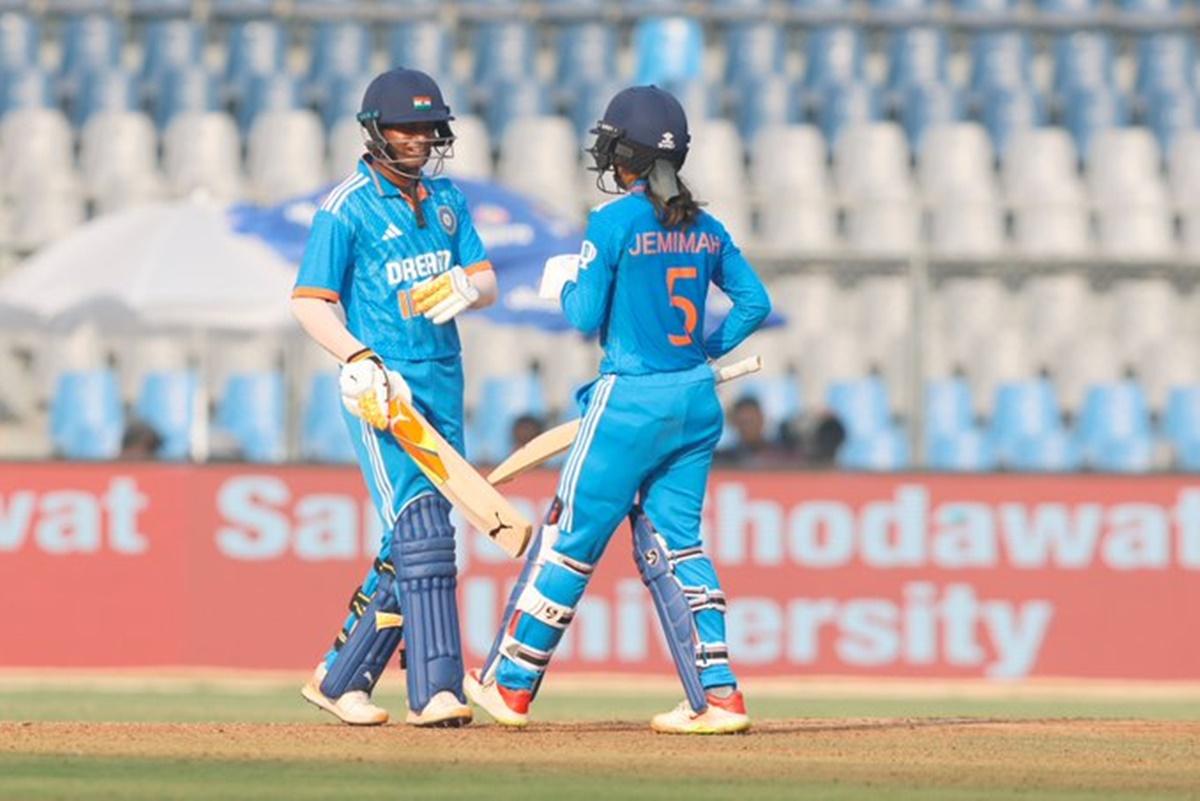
293, 209, 353, 302
560, 210, 620, 335
704, 222, 771, 359
450, 186, 491, 275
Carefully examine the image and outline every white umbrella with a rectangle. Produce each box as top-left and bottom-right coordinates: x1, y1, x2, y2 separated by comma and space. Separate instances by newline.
0, 199, 296, 331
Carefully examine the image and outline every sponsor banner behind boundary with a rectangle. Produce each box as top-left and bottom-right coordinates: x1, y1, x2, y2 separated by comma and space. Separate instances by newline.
1, 464, 1198, 679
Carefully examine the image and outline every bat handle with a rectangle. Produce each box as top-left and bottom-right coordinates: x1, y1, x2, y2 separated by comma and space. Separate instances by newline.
714, 355, 763, 384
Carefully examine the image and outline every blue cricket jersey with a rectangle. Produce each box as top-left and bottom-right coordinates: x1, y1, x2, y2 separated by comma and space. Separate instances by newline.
293, 158, 492, 362
562, 182, 771, 375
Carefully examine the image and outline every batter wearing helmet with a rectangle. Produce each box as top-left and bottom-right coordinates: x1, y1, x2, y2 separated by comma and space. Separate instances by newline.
464, 86, 771, 734
291, 67, 498, 727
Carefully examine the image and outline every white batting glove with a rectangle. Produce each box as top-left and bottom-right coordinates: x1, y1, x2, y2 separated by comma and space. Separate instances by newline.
411, 266, 481, 325
538, 253, 580, 302
339, 348, 412, 430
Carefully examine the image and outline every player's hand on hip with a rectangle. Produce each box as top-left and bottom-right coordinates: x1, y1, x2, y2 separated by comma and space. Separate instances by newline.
339, 348, 412, 430
411, 266, 480, 325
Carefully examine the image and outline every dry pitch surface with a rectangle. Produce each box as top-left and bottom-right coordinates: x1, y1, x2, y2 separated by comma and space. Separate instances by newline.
2, 673, 1199, 801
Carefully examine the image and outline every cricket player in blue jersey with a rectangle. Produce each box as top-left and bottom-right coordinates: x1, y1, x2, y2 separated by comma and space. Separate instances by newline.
290, 67, 498, 727
465, 86, 771, 734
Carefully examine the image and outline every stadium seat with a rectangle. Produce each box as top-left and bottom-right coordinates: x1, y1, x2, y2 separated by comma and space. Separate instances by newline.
473, 20, 537, 87
969, 30, 1033, 94
0, 109, 75, 193
154, 67, 220, 130
0, 11, 39, 74
247, 110, 326, 203
725, 22, 785, 86
1118, 0, 1183, 22
498, 116, 579, 216
1052, 32, 1115, 96
308, 21, 372, 95
1165, 385, 1200, 452
925, 377, 974, 441
439, 114, 492, 180
73, 68, 136, 127
239, 72, 301, 132
733, 74, 797, 146
835, 122, 912, 199
1096, 203, 1174, 259
1136, 33, 1194, 96
953, 0, 1018, 19
1087, 128, 1165, 202
887, 26, 948, 91
50, 369, 124, 460
900, 84, 962, 155
980, 86, 1045, 159
929, 202, 1005, 256
1003, 127, 1080, 202
216, 371, 286, 463
570, 77, 627, 141
1012, 199, 1090, 257
1169, 130, 1200, 208
163, 111, 243, 201
838, 426, 911, 471
225, 19, 288, 103
60, 12, 123, 86
919, 122, 996, 202
1145, 88, 1198, 160
1078, 381, 1153, 472
389, 20, 452, 80
1037, 0, 1101, 19
847, 196, 920, 254
557, 22, 619, 92
9, 171, 87, 252
827, 377, 890, 440
989, 379, 1060, 465
632, 16, 704, 86
736, 375, 803, 433
302, 372, 355, 463
753, 125, 837, 252
681, 119, 752, 242
1062, 86, 1129, 163
660, 77, 719, 125
136, 370, 197, 460
483, 79, 550, 143
817, 83, 883, 149
928, 427, 997, 472
0, 68, 54, 115
1007, 428, 1083, 472
140, 19, 203, 87
473, 373, 547, 464
320, 72, 373, 131
80, 111, 160, 199
804, 26, 866, 91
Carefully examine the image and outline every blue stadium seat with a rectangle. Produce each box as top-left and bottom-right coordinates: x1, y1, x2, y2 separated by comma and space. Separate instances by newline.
50, 370, 124, 461
136, 370, 197, 461
1052, 32, 1115, 96
633, 16, 704, 86
1136, 33, 1195, 96
733, 74, 797, 145
483, 78, 549, 141
1062, 86, 1129, 162
129, 0, 193, 15
901, 83, 962, 154
225, 20, 288, 103
140, 19, 203, 86
816, 82, 882, 146
0, 68, 54, 114
389, 20, 452, 80
239, 72, 300, 131
1088, 438, 1155, 473
725, 22, 785, 85
302, 372, 355, 463
570, 77, 626, 140
1078, 382, 1152, 471
736, 375, 803, 433
1036, 0, 1101, 19
838, 426, 911, 471
472, 373, 547, 463
474, 20, 538, 87
928, 428, 997, 472
979, 86, 1045, 158
73, 68, 136, 126
1146, 88, 1198, 160
793, 0, 853, 14
953, 0, 1019, 18
154, 66, 219, 129
0, 11, 38, 74
211, 0, 276, 16
1007, 428, 1083, 472
1118, 0, 1182, 21
557, 22, 618, 92
60, 13, 123, 83
660, 77, 719, 123
804, 25, 865, 90
1164, 385, 1200, 448
925, 378, 974, 444
216, 371, 285, 463
827, 377, 890, 441
321, 72, 373, 129
308, 20, 372, 91
989, 379, 1060, 465
887, 26, 949, 91
1176, 440, 1200, 472
969, 30, 1033, 94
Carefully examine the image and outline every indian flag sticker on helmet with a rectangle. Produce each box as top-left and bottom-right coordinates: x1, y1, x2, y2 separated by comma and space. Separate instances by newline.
413, 95, 433, 111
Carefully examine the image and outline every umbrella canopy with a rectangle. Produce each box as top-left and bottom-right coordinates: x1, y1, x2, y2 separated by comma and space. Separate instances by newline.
0, 200, 296, 331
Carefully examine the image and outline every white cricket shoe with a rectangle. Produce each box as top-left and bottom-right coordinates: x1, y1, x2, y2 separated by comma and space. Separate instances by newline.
405, 690, 473, 728
301, 663, 389, 726
650, 689, 751, 735
463, 670, 531, 728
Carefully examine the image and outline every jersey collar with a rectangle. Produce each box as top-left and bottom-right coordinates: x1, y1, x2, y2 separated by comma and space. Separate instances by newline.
359, 157, 431, 207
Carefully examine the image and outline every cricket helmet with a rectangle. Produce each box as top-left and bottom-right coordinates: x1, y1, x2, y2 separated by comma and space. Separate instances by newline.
357, 67, 455, 176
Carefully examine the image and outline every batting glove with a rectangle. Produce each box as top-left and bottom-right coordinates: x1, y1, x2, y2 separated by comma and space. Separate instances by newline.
339, 348, 412, 430
410, 266, 481, 325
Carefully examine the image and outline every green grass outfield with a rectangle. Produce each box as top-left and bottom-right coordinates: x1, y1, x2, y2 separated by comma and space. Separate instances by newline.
2, 675, 1199, 801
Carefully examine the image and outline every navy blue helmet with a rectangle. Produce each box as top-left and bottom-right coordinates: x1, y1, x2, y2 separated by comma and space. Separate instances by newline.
587, 85, 690, 193
357, 67, 455, 177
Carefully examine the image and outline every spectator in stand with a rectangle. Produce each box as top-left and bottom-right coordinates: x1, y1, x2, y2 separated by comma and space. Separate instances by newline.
119, 420, 163, 460
716, 396, 796, 468
802, 411, 846, 467
511, 413, 546, 449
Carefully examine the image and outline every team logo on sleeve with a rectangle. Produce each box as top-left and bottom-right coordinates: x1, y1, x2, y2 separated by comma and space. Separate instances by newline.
437, 205, 458, 235
578, 240, 597, 271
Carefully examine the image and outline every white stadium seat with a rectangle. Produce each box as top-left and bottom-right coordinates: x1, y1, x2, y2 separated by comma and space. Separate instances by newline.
1003, 127, 1080, 204
80, 111, 161, 200
751, 124, 830, 199
0, 109, 74, 193
498, 116, 579, 216
10, 170, 86, 251
846, 194, 920, 255
681, 119, 752, 243
1169, 130, 1200, 209
919, 122, 997, 203
758, 198, 838, 253
326, 117, 364, 178
246, 110, 326, 204
163, 111, 243, 202
1087, 127, 1162, 202
441, 114, 492, 180
1012, 178, 1091, 257
835, 122, 913, 200
929, 201, 1005, 257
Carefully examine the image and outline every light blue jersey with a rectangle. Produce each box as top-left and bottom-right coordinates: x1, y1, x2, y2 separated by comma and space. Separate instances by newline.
294, 158, 491, 362
563, 182, 771, 375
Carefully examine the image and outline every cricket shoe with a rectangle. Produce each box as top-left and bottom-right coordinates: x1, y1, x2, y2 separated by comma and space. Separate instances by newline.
405, 691, 473, 728
650, 690, 751, 735
301, 663, 389, 726
463, 670, 531, 728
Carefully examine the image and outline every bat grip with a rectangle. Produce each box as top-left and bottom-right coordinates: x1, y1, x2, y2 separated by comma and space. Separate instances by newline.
714, 355, 763, 384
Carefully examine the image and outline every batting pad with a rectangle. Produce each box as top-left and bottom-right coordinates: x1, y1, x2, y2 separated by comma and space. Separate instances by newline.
631, 507, 709, 714
395, 494, 466, 711
319, 568, 404, 699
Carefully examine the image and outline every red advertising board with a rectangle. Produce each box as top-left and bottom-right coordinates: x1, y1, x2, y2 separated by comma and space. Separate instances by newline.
2, 464, 1198, 679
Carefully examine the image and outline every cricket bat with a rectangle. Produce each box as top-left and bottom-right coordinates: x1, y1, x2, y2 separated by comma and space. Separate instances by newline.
388, 396, 533, 558
487, 355, 764, 486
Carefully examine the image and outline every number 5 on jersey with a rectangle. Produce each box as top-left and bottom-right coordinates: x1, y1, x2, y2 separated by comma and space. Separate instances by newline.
667, 266, 698, 346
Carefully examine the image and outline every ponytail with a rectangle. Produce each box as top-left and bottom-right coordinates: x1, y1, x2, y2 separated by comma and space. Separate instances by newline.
647, 175, 704, 230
